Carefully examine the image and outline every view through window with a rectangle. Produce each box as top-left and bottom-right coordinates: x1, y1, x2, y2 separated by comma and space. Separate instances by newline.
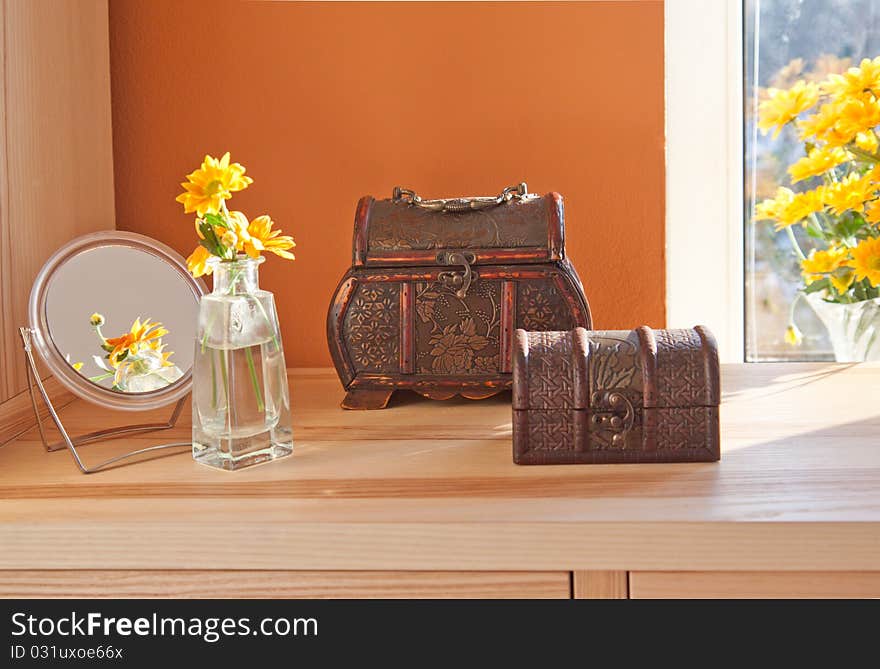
745, 0, 880, 361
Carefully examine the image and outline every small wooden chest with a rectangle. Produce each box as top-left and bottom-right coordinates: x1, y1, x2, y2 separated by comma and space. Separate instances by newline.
512, 326, 720, 464
327, 184, 592, 409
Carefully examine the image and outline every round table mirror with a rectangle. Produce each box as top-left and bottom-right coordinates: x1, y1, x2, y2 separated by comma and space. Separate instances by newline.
29, 232, 205, 411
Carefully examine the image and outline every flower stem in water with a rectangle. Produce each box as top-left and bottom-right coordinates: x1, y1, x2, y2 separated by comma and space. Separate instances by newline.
244, 345, 265, 413
210, 350, 217, 410
216, 350, 231, 410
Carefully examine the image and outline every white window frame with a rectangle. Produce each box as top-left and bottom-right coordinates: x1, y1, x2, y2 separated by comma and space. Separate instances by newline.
665, 0, 744, 363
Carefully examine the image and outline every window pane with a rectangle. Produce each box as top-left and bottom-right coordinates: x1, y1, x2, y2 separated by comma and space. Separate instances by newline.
745, 0, 880, 361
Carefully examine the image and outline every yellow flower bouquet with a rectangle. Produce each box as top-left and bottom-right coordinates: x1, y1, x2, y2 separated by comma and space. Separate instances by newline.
755, 57, 880, 358
176, 152, 295, 277
176, 152, 294, 471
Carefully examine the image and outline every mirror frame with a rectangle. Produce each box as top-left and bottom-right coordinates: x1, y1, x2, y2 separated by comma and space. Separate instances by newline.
28, 231, 207, 412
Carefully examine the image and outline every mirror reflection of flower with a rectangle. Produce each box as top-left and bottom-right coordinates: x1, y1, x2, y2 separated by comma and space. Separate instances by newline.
64, 353, 83, 371
73, 312, 183, 392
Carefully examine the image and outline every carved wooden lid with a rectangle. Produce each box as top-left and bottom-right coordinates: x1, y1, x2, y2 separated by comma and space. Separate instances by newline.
513, 326, 720, 412
351, 192, 565, 267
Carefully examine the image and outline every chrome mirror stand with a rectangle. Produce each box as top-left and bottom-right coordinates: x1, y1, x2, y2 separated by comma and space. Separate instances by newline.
18, 327, 190, 474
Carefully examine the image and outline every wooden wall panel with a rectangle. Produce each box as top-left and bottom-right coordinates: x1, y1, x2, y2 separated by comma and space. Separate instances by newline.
0, 377, 76, 447
0, 0, 115, 403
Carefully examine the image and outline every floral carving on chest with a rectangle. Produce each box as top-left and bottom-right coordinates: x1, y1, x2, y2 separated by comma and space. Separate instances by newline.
517, 282, 575, 332
344, 284, 400, 371
415, 279, 501, 374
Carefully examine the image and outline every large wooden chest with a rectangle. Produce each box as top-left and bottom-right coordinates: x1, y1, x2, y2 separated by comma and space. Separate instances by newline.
512, 326, 720, 463
327, 184, 592, 409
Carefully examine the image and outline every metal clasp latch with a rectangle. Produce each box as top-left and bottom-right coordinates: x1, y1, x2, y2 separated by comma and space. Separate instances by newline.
437, 251, 476, 299
590, 390, 635, 446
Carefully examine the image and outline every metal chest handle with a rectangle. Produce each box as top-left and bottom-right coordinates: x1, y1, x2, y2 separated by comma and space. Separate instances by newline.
392, 182, 530, 212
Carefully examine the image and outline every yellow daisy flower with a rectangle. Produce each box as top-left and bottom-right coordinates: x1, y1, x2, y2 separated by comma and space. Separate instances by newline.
241, 214, 296, 260
756, 187, 825, 229
800, 246, 850, 286
784, 324, 803, 347
147, 340, 176, 368
788, 146, 848, 182
220, 229, 238, 249
856, 130, 880, 154
864, 198, 880, 224
755, 187, 795, 223
832, 96, 880, 144
823, 56, 880, 99
797, 103, 839, 141
104, 317, 168, 365
65, 354, 84, 371
849, 236, 880, 287
226, 210, 253, 253
823, 172, 876, 215
175, 152, 253, 216
186, 245, 214, 278
781, 188, 826, 228
830, 268, 856, 294
758, 80, 820, 138
801, 246, 848, 278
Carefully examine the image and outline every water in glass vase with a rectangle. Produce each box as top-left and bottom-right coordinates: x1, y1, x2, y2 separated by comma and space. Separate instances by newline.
192, 256, 293, 471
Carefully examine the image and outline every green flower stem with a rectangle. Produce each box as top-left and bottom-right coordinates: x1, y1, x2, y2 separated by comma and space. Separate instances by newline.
789, 292, 802, 322
210, 349, 217, 410
244, 345, 265, 413
817, 210, 835, 229
785, 226, 807, 261
847, 144, 880, 164
217, 349, 232, 404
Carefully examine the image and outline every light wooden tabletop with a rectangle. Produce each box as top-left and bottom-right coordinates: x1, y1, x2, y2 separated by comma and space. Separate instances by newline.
1, 364, 878, 572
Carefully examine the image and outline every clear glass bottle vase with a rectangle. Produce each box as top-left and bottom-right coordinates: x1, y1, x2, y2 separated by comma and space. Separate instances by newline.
192, 256, 293, 470
806, 292, 880, 362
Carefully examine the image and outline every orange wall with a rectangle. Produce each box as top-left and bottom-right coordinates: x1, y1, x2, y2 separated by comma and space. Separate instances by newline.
109, 0, 665, 367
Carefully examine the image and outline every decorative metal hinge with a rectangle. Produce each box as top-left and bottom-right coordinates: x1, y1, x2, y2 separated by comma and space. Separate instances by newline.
436, 251, 476, 299
590, 390, 635, 446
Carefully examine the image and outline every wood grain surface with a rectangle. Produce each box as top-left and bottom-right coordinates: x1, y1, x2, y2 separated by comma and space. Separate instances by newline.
630, 571, 880, 599
0, 0, 115, 403
573, 571, 628, 599
0, 376, 75, 447
0, 570, 569, 599
1, 364, 879, 572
